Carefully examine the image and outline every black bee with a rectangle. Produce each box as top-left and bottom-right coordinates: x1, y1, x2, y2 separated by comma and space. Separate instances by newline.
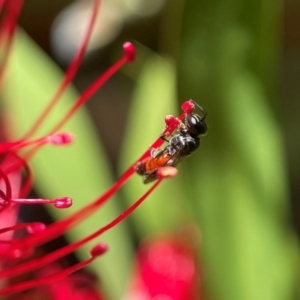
135, 100, 208, 183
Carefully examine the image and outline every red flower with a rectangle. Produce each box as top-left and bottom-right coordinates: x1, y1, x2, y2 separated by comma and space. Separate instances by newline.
0, 0, 199, 297
125, 235, 201, 300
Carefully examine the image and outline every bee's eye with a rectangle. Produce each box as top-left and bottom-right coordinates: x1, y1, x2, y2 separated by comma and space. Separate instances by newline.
186, 114, 208, 136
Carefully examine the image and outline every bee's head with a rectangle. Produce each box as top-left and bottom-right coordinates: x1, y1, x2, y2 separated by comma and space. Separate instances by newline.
186, 113, 208, 138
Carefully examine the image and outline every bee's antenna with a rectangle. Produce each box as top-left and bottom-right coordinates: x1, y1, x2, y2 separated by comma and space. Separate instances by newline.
190, 100, 208, 120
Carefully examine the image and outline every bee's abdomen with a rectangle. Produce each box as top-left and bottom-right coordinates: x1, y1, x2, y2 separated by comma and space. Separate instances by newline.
135, 153, 171, 176
145, 154, 171, 171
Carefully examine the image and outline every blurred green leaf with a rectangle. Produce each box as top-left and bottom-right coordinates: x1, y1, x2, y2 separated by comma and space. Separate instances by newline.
160, 0, 300, 299
120, 53, 192, 236
2, 29, 133, 299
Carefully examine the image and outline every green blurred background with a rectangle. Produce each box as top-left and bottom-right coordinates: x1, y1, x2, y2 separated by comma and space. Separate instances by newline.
4, 0, 300, 299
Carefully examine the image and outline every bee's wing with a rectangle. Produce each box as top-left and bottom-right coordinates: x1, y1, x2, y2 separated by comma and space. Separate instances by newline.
165, 150, 185, 167
142, 172, 157, 184
142, 151, 184, 184
142, 151, 170, 184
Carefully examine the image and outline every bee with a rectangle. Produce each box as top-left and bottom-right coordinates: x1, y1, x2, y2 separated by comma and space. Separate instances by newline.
135, 100, 208, 183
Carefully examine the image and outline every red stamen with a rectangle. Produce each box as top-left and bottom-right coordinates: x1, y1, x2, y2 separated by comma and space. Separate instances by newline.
0, 154, 70, 211
47, 132, 74, 145
47, 41, 136, 135
90, 242, 108, 257
15, 154, 33, 198
0, 180, 162, 279
0, 132, 74, 152
0, 153, 34, 202
164, 100, 195, 136
0, 166, 12, 200
1, 132, 74, 183
9, 197, 72, 209
164, 115, 181, 136
0, 223, 44, 249
0, 197, 8, 207
26, 222, 47, 234
123, 42, 136, 63
0, 222, 45, 235
0, 243, 107, 296
0, 0, 23, 87
7, 247, 33, 260
181, 99, 195, 114
156, 166, 178, 180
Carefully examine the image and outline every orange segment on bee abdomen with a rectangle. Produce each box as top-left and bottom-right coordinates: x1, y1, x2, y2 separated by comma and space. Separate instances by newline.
145, 153, 172, 171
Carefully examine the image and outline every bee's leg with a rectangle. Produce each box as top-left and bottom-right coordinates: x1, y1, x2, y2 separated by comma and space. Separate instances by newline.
190, 100, 208, 119
159, 134, 170, 143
